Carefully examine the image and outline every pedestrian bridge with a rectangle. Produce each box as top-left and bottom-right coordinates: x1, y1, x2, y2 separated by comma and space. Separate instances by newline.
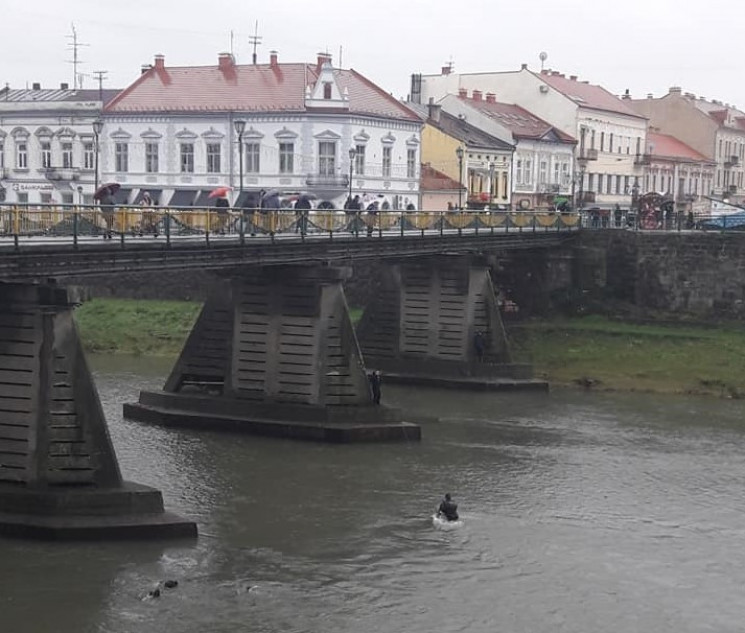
0, 204, 579, 280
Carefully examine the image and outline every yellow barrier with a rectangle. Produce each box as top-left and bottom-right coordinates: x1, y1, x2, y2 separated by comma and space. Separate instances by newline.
560, 214, 580, 227
406, 212, 440, 230
309, 211, 348, 232
509, 212, 534, 228
478, 213, 508, 228
445, 212, 475, 229
361, 213, 399, 230
253, 211, 296, 233
535, 213, 558, 228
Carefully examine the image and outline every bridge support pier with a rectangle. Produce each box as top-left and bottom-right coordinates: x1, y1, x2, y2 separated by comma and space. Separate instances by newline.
0, 283, 196, 539
356, 256, 547, 391
124, 266, 420, 442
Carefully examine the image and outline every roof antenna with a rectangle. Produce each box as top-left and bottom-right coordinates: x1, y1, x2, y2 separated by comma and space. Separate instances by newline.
66, 23, 89, 89
92, 70, 108, 103
230, 30, 234, 57
249, 21, 262, 65
539, 51, 548, 72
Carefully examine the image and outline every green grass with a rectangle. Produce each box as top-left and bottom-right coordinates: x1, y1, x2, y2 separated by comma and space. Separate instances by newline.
510, 316, 745, 397
74, 298, 201, 356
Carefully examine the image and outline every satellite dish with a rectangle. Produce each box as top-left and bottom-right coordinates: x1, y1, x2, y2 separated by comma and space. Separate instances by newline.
539, 52, 548, 62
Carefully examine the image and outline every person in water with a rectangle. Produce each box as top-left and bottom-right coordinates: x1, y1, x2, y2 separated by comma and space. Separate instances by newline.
438, 493, 459, 521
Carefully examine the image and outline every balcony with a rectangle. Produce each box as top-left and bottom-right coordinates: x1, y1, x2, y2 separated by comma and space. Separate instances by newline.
305, 173, 349, 188
44, 166, 81, 181
728, 184, 738, 194
725, 155, 740, 168
579, 148, 598, 161
634, 153, 651, 166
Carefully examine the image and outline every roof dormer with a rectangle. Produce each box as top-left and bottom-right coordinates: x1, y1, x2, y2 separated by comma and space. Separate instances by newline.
305, 58, 349, 111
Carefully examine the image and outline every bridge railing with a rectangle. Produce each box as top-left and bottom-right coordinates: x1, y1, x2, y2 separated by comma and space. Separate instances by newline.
0, 203, 580, 248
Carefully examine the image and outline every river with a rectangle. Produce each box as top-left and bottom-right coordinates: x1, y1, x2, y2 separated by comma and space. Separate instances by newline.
2, 355, 745, 633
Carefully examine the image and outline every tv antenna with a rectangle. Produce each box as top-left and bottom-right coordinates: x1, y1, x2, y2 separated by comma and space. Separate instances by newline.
248, 21, 262, 65
539, 51, 548, 71
92, 70, 108, 103
66, 23, 89, 89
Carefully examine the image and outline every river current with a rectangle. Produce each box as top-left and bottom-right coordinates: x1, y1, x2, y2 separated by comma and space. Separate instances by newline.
2, 355, 745, 633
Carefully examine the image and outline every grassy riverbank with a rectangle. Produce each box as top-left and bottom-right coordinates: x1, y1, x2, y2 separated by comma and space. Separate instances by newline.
74, 299, 745, 397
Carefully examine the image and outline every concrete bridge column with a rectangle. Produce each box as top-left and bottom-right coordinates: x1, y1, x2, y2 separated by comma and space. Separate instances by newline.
125, 266, 420, 442
356, 256, 547, 391
0, 282, 196, 539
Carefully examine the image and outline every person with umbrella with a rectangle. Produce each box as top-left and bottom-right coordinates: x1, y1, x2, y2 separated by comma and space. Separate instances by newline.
94, 183, 119, 239
294, 193, 314, 234
209, 186, 232, 234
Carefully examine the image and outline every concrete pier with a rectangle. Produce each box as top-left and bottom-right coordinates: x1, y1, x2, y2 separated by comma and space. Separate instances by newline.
0, 283, 196, 540
356, 256, 548, 391
124, 266, 420, 442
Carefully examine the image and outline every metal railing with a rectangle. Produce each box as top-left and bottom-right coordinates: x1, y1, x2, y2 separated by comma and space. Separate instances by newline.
0, 203, 581, 250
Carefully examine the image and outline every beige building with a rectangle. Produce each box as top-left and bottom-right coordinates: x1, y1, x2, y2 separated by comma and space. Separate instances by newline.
630, 88, 745, 205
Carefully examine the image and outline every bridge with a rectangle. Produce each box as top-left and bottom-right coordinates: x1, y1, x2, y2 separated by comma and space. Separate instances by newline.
0, 204, 578, 540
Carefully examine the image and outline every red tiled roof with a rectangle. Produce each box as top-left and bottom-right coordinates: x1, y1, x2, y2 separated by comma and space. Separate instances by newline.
535, 71, 644, 118
420, 164, 464, 192
647, 131, 711, 162
459, 96, 575, 143
106, 59, 419, 121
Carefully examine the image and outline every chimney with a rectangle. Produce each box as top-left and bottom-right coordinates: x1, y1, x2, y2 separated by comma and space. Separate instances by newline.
141, 64, 152, 75
485, 92, 496, 104
668, 86, 682, 95
647, 93, 654, 99
316, 52, 332, 72
154, 54, 165, 70
428, 101, 441, 123
551, 71, 560, 76
622, 88, 631, 100
570, 75, 577, 81
441, 65, 451, 75
269, 50, 279, 68
472, 89, 482, 102
458, 88, 468, 98
60, 82, 69, 90
218, 52, 235, 71
32, 82, 41, 90
521, 63, 528, 70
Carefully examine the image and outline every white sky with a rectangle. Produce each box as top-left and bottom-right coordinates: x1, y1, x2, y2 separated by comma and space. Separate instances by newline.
4, 0, 743, 109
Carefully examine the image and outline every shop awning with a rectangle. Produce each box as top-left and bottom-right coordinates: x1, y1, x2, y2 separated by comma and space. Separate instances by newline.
194, 190, 212, 207
169, 189, 197, 207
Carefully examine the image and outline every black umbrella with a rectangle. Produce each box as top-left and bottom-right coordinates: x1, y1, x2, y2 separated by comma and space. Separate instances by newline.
93, 182, 121, 200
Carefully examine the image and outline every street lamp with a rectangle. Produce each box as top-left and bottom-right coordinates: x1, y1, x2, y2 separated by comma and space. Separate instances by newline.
234, 119, 246, 200
631, 180, 640, 229
456, 146, 465, 209
348, 146, 356, 205
92, 118, 103, 194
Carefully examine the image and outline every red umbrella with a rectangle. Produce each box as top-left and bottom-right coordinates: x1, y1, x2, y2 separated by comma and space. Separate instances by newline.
208, 186, 232, 199
93, 182, 121, 200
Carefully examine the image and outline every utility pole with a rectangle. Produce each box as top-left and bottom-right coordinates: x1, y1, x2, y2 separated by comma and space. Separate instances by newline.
66, 24, 89, 89
248, 21, 262, 65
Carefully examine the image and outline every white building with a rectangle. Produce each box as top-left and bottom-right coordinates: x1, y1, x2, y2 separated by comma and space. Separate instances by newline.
413, 66, 648, 210
0, 84, 117, 204
103, 52, 422, 209
438, 91, 576, 209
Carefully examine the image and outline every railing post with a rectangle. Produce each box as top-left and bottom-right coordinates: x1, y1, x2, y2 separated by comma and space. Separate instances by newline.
400, 211, 404, 237
239, 210, 245, 245
73, 208, 79, 250
165, 211, 171, 248
440, 212, 444, 236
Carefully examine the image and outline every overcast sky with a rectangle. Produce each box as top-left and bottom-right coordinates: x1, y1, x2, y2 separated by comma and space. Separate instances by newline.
5, 0, 743, 110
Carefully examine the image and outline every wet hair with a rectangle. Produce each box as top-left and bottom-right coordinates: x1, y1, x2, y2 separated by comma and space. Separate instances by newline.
444, 493, 451, 501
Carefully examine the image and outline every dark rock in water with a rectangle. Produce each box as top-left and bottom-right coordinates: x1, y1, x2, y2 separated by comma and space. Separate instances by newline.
164, 580, 179, 589
148, 588, 161, 598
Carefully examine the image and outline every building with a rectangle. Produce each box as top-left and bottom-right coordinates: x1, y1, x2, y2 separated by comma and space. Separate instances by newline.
443, 91, 576, 209
412, 65, 647, 210
419, 163, 465, 210
102, 52, 422, 209
630, 88, 745, 206
0, 84, 119, 204
410, 101, 514, 208
641, 131, 716, 220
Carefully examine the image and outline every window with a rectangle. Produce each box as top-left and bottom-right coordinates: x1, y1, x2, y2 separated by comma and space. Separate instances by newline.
606, 174, 612, 193
83, 142, 94, 170
0, 142, 3, 168
318, 141, 336, 176
16, 142, 27, 169
561, 162, 570, 185
590, 129, 596, 149
115, 142, 128, 172
516, 159, 523, 185
609, 133, 614, 153
355, 144, 365, 175
636, 137, 641, 155
279, 142, 294, 174
245, 143, 260, 173
597, 173, 603, 194
145, 142, 159, 173
624, 175, 630, 194
588, 173, 595, 192
62, 142, 73, 169
41, 141, 51, 168
600, 132, 605, 152
407, 148, 416, 179
40, 192, 52, 204
524, 159, 532, 184
382, 146, 392, 178
17, 192, 28, 203
180, 143, 194, 173
323, 82, 332, 99
539, 160, 547, 184
616, 175, 622, 194
553, 161, 560, 185
207, 143, 221, 173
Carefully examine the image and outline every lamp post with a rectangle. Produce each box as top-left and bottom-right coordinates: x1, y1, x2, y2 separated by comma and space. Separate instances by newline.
631, 180, 640, 230
234, 119, 246, 200
92, 118, 103, 195
456, 146, 465, 209
348, 146, 356, 204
